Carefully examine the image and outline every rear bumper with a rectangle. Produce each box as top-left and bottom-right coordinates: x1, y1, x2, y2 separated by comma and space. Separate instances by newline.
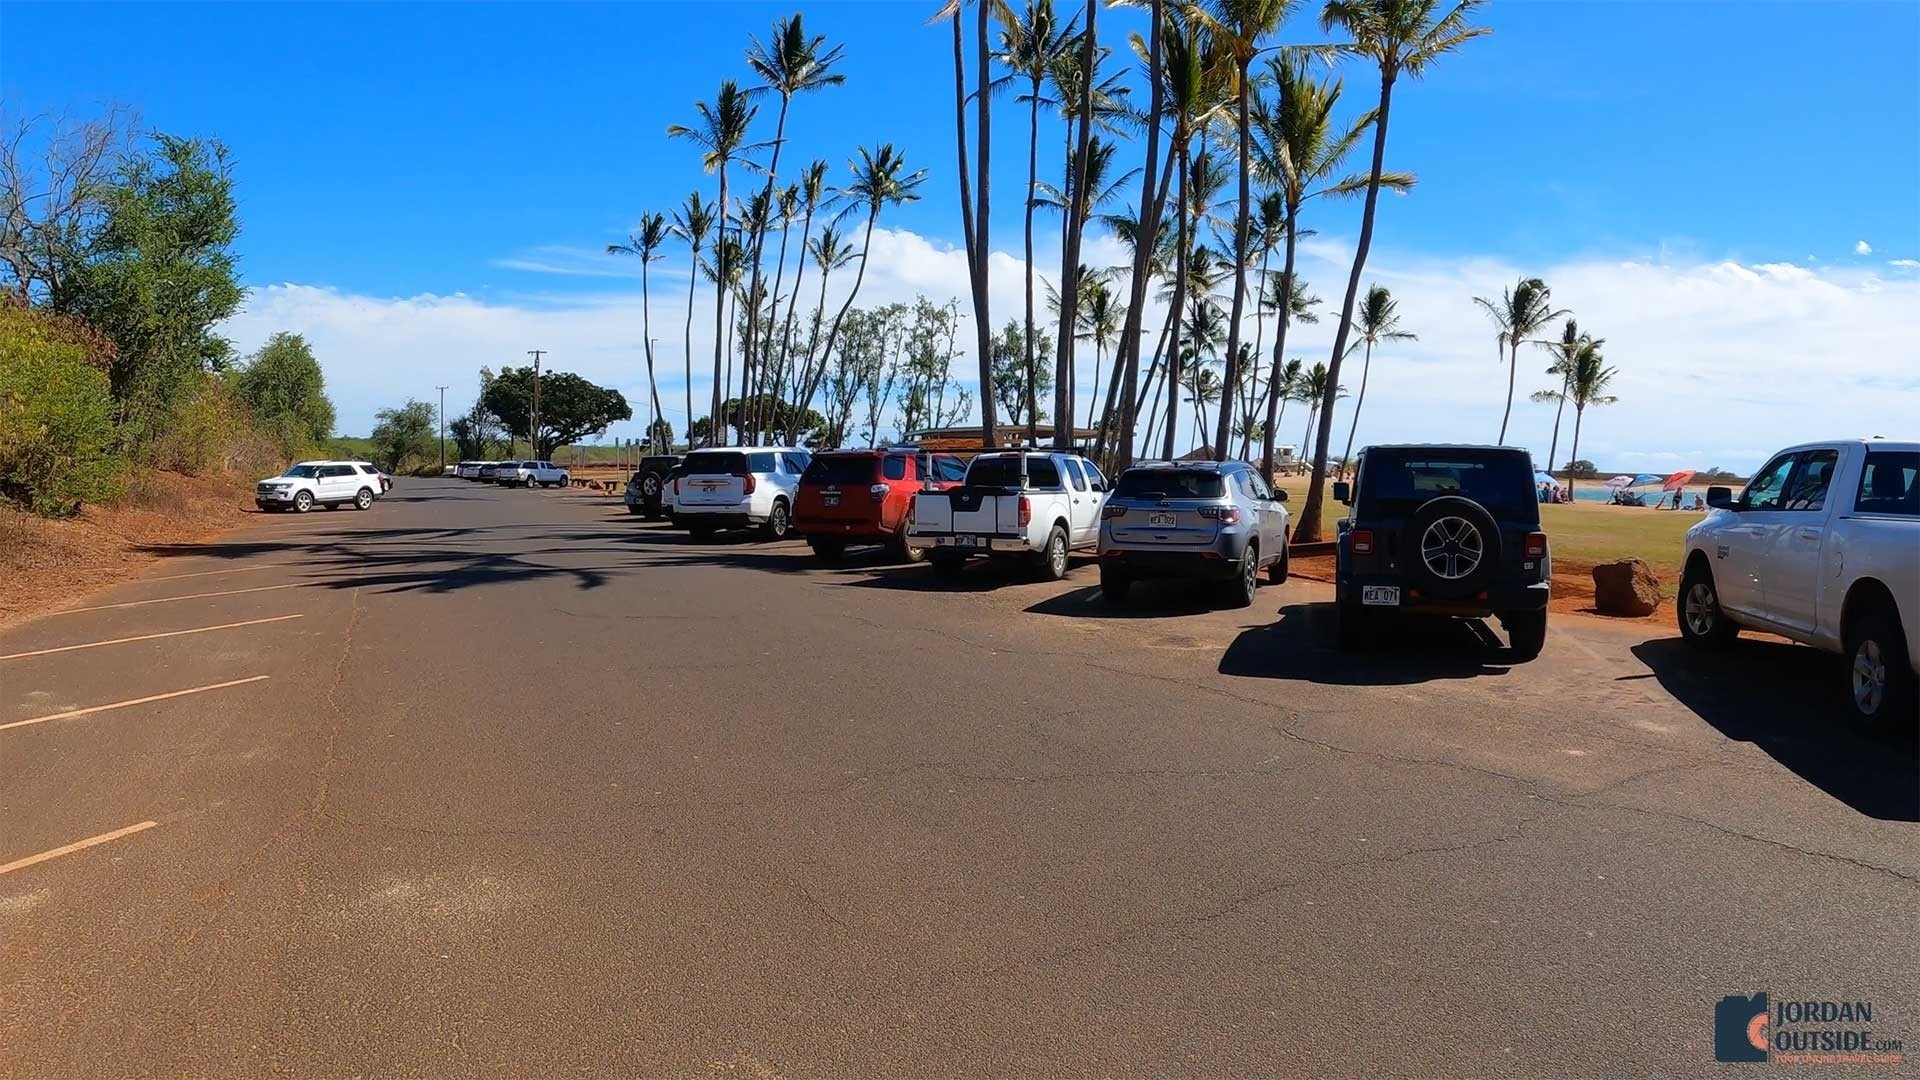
676, 509, 756, 530
905, 532, 1029, 554
795, 517, 892, 540
1337, 575, 1550, 616
1098, 547, 1243, 581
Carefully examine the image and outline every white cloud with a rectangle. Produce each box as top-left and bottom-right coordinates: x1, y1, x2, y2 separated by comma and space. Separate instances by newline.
221, 227, 1920, 474
1890, 259, 1920, 270
1855, 240, 1873, 255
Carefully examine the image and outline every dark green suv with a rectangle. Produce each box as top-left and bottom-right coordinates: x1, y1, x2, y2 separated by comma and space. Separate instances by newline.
624, 455, 683, 519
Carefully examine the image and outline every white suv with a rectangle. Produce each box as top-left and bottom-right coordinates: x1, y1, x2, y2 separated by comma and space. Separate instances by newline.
255, 461, 382, 512
670, 447, 811, 540
496, 460, 570, 488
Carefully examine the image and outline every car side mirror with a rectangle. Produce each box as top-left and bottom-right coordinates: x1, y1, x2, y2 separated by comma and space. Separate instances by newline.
1273, 489, 1288, 503
1705, 485, 1735, 510
1332, 481, 1351, 504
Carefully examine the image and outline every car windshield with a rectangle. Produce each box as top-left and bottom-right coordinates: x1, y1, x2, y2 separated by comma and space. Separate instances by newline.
1359, 452, 1538, 523
282, 465, 320, 478
803, 456, 876, 484
685, 451, 747, 476
1114, 469, 1225, 500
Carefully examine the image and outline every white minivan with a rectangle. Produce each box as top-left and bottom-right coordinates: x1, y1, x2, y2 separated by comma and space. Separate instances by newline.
670, 447, 811, 541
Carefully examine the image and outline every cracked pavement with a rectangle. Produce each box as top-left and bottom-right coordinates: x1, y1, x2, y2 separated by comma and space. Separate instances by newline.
2, 476, 1915, 1077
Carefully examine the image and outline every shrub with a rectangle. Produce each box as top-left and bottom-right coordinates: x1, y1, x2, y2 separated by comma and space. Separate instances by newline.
148, 374, 280, 478
0, 307, 125, 515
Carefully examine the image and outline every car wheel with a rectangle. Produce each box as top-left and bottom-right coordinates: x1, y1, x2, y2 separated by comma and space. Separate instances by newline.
930, 554, 967, 581
1843, 603, 1916, 732
293, 490, 314, 513
894, 530, 926, 564
354, 488, 374, 511
1219, 545, 1259, 609
763, 499, 791, 540
1100, 566, 1132, 605
1503, 609, 1548, 660
1034, 525, 1069, 581
526, 476, 539, 489
1268, 543, 1289, 585
1677, 562, 1738, 649
809, 537, 846, 562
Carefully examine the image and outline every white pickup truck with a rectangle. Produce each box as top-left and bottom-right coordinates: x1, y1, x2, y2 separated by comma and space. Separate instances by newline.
906, 451, 1109, 581
1681, 439, 1917, 726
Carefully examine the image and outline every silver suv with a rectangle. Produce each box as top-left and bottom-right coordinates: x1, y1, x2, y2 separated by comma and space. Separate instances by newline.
1097, 460, 1290, 608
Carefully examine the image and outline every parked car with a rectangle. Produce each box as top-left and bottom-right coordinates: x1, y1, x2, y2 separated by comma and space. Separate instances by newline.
670, 447, 811, 541
1097, 460, 1289, 609
455, 460, 487, 480
254, 460, 381, 513
495, 460, 569, 488
1680, 439, 1918, 727
795, 449, 968, 562
477, 461, 507, 482
1331, 445, 1550, 658
625, 455, 684, 519
906, 451, 1108, 581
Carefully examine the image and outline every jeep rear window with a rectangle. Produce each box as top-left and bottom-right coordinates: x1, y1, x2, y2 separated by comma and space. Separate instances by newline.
1114, 469, 1225, 500
1359, 453, 1538, 522
685, 451, 747, 476
803, 456, 877, 484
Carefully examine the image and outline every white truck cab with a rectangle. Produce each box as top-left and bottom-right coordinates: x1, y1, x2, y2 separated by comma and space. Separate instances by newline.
1681, 439, 1918, 726
907, 451, 1109, 580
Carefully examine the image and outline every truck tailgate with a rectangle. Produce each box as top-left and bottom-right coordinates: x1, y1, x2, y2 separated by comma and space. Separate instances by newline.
914, 488, 1018, 535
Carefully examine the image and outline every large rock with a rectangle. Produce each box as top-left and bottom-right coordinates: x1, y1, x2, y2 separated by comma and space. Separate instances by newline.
1592, 558, 1662, 617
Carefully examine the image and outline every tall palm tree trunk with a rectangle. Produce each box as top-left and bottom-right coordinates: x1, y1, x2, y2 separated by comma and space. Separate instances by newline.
1022, 80, 1041, 444
800, 210, 878, 419
1161, 140, 1190, 460
1300, 401, 1317, 465
775, 205, 816, 403
682, 246, 700, 448
1214, 63, 1252, 460
744, 102, 791, 443
640, 260, 664, 454
1086, 341, 1103, 431
1339, 339, 1373, 481
1114, 0, 1163, 468
1260, 222, 1298, 476
1055, 0, 1097, 451
1497, 335, 1517, 444
1296, 73, 1395, 543
756, 217, 794, 442
711, 170, 730, 445
1567, 406, 1585, 496
1545, 371, 1570, 473
974, 0, 996, 447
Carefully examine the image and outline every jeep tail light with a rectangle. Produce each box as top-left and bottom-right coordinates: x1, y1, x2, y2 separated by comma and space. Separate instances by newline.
672, 477, 681, 495
870, 483, 890, 503
1525, 531, 1548, 559
1351, 529, 1375, 555
743, 473, 757, 495
1102, 503, 1128, 519
1198, 506, 1240, 524
1017, 495, 1031, 528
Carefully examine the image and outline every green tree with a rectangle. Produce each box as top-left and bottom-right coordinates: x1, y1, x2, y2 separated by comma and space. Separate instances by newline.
606, 212, 672, 452
480, 368, 633, 458
990, 318, 1054, 430
68, 134, 245, 452
1293, 0, 1489, 543
0, 306, 123, 515
1473, 275, 1566, 444
229, 332, 335, 455
369, 399, 437, 474
1336, 284, 1413, 479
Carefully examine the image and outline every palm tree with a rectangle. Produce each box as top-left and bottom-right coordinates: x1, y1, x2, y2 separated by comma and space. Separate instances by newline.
998, 0, 1074, 444
1336, 283, 1414, 479
747, 183, 800, 441
1534, 318, 1598, 476
1531, 336, 1616, 495
800, 145, 927, 419
669, 191, 716, 448
1076, 277, 1123, 431
1252, 51, 1410, 479
1472, 275, 1566, 445
743, 15, 845, 443
1114, 0, 1168, 469
789, 223, 857, 407
605, 212, 672, 453
1293, 0, 1489, 543
939, 0, 1004, 449
1294, 359, 1344, 466
668, 81, 762, 446
1268, 356, 1304, 465
1186, 363, 1224, 452
1190, 0, 1299, 461
774, 162, 830, 403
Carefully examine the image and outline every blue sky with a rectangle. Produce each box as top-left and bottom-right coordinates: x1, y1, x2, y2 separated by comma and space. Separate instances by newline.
6, 1, 1918, 466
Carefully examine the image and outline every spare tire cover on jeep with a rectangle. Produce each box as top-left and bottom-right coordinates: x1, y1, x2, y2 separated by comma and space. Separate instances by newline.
1403, 495, 1502, 600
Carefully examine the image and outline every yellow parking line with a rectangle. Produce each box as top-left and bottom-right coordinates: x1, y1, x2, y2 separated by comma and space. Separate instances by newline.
51, 583, 301, 616
141, 563, 293, 583
0, 614, 304, 662
0, 821, 159, 876
0, 676, 271, 733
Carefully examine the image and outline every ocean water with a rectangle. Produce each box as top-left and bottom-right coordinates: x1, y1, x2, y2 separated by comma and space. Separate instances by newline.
1564, 485, 1691, 506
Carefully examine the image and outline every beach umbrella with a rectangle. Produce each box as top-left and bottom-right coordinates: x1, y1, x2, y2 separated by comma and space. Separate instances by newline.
1661, 469, 1696, 491
1605, 475, 1635, 489
1627, 473, 1665, 488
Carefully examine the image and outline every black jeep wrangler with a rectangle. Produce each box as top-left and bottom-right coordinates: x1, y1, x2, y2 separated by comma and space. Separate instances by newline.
1332, 445, 1551, 658
625, 454, 684, 520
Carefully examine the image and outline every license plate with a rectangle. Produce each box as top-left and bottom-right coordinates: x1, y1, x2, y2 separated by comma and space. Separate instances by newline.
823, 494, 840, 507
940, 535, 977, 548
1362, 585, 1401, 607
1149, 512, 1176, 527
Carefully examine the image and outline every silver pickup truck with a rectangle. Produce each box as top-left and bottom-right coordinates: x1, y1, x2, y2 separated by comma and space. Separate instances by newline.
907, 451, 1109, 581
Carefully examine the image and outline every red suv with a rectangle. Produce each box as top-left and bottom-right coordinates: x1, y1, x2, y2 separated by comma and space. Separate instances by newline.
795, 449, 967, 562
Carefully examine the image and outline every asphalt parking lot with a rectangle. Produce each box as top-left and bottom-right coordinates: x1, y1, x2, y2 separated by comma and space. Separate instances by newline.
2, 476, 1914, 1077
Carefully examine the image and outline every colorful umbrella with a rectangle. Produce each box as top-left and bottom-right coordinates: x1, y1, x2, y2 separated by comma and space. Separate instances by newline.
1605, 475, 1635, 489
1627, 473, 1665, 488
1662, 469, 1696, 491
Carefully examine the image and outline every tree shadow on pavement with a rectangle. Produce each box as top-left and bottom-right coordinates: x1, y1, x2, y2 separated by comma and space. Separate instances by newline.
1631, 637, 1919, 821
1218, 602, 1518, 686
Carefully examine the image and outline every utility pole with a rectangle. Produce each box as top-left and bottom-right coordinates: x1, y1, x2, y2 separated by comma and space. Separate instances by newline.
526, 349, 546, 459
435, 385, 448, 472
